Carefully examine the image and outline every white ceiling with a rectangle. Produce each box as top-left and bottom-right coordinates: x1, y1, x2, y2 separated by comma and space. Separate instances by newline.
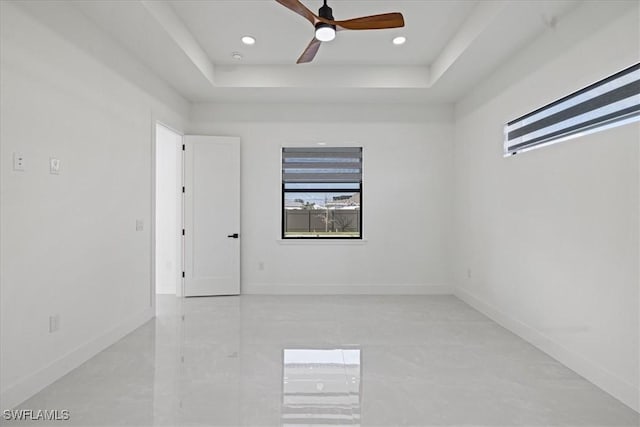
170, 0, 476, 66
72, 0, 582, 104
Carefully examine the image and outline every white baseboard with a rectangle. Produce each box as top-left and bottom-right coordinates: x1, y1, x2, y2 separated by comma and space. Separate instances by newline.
454, 287, 639, 413
1, 308, 154, 410
242, 283, 453, 295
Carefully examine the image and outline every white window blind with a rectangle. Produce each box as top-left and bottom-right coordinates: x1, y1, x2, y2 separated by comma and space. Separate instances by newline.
504, 63, 640, 155
282, 147, 362, 184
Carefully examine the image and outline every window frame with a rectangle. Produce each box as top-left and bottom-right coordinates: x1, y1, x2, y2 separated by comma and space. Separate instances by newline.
281, 147, 363, 240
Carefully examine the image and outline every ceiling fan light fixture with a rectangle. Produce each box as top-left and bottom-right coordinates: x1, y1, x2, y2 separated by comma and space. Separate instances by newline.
393, 36, 406, 45
315, 23, 336, 42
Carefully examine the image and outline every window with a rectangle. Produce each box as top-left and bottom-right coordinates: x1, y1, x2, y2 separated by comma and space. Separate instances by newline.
504, 62, 640, 155
282, 147, 362, 239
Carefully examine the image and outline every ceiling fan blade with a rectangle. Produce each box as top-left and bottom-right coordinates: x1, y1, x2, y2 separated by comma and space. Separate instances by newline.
297, 38, 322, 64
334, 13, 405, 30
275, 0, 318, 25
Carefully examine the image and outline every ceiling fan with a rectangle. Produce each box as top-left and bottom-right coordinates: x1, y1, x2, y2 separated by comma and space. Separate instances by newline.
275, 0, 405, 64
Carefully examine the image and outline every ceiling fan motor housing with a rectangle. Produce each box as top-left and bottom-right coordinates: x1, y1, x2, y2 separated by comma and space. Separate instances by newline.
318, 1, 334, 20
316, 1, 336, 34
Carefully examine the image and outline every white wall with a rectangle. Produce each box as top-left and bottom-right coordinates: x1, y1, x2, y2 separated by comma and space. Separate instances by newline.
3, 0, 637, 415
0, 1, 189, 409
452, 1, 639, 412
190, 104, 454, 294
155, 124, 182, 295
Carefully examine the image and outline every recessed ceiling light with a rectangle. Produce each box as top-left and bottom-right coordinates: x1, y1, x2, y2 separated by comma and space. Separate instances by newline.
241, 36, 256, 45
231, 52, 243, 60
392, 36, 406, 45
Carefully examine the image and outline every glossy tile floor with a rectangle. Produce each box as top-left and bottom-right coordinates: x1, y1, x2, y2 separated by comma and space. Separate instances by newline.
8, 295, 639, 426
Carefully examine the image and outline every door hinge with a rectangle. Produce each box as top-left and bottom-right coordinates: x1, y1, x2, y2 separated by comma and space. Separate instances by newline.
182, 144, 185, 151
182, 186, 185, 193
182, 271, 185, 278
182, 229, 185, 236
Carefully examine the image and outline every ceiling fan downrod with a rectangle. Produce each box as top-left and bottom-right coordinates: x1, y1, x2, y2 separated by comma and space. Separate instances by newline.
318, 0, 333, 20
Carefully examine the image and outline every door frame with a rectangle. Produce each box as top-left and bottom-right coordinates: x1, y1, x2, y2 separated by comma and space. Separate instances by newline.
152, 120, 185, 310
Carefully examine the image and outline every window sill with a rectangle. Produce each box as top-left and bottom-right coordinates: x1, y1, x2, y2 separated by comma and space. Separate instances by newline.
277, 238, 368, 245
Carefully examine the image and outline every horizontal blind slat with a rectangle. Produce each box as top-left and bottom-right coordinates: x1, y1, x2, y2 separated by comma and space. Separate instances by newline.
283, 173, 362, 182
283, 147, 361, 154
283, 162, 361, 169
283, 152, 361, 160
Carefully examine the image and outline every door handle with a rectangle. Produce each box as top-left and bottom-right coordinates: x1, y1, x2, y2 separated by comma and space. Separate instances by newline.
227, 233, 239, 238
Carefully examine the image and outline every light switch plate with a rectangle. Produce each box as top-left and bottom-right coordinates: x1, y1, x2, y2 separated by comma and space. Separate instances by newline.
49, 314, 60, 333
50, 157, 61, 174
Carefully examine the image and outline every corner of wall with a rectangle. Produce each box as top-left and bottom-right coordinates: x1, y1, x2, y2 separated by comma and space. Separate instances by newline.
1, 308, 154, 410
453, 287, 639, 412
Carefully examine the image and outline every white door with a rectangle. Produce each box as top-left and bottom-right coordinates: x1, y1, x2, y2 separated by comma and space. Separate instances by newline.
183, 135, 240, 297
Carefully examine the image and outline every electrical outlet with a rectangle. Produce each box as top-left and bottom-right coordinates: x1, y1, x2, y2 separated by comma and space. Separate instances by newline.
49, 314, 60, 333
13, 153, 25, 171
136, 219, 144, 231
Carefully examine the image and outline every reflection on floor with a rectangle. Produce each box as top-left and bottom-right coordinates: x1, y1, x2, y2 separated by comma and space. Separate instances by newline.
283, 349, 361, 425
7, 295, 639, 426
